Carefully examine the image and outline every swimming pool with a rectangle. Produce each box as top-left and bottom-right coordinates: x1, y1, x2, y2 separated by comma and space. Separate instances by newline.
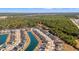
0, 34, 8, 45
25, 32, 38, 51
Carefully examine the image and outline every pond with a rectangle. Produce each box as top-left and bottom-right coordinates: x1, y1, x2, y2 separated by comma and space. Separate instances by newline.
0, 34, 8, 45
25, 32, 38, 51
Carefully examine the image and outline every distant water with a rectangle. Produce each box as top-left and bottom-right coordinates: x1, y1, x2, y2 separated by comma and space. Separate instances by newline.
0, 34, 8, 45
25, 32, 38, 51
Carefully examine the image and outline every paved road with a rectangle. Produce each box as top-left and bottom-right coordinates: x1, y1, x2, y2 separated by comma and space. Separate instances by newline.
33, 28, 55, 51
70, 18, 79, 29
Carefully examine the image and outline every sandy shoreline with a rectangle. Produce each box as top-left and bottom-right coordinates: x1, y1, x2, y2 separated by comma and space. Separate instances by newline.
5, 34, 11, 45
23, 31, 30, 50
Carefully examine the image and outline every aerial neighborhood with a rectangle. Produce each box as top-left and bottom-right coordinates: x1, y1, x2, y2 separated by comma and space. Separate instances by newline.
0, 13, 79, 51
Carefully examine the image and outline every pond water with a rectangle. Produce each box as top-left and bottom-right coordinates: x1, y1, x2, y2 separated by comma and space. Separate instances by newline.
25, 32, 38, 51
0, 34, 8, 45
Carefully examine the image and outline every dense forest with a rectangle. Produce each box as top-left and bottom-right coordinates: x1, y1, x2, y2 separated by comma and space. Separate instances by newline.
0, 15, 79, 47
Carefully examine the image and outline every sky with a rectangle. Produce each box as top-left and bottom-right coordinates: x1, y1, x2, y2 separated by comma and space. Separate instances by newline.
0, 8, 79, 13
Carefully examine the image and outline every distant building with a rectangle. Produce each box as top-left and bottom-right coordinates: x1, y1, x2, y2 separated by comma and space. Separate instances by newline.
0, 16, 7, 19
